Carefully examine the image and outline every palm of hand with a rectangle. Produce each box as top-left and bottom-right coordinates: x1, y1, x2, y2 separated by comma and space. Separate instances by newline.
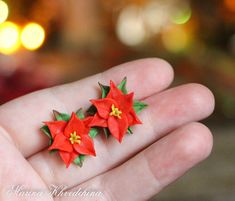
0, 59, 214, 201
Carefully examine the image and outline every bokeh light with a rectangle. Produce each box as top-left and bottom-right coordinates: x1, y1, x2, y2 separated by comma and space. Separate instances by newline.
143, 1, 171, 34
171, 2, 192, 25
224, 0, 235, 12
116, 5, 146, 46
0, 21, 20, 54
0, 0, 8, 24
161, 25, 190, 53
21, 23, 45, 50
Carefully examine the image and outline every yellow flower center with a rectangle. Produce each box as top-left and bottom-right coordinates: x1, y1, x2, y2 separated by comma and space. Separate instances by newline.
109, 104, 122, 119
69, 131, 81, 144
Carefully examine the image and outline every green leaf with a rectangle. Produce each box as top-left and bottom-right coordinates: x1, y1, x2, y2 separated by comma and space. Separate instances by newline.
49, 139, 53, 146
53, 110, 71, 121
133, 101, 148, 114
41, 125, 52, 139
117, 77, 128, 94
103, 127, 111, 138
127, 127, 133, 134
49, 149, 58, 154
74, 155, 85, 167
98, 82, 110, 98
86, 105, 97, 116
89, 128, 98, 138
76, 108, 85, 119
40, 125, 53, 145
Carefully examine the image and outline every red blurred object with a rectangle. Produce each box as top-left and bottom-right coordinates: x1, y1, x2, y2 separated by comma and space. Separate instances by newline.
0, 68, 55, 104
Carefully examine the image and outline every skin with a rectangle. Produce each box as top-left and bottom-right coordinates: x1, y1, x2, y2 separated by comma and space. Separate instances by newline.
0, 58, 214, 201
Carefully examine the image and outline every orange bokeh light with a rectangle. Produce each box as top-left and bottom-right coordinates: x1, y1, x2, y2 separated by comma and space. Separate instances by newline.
224, 0, 235, 12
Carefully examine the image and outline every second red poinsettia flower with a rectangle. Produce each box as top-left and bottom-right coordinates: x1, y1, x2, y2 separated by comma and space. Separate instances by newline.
44, 112, 96, 168
89, 79, 146, 142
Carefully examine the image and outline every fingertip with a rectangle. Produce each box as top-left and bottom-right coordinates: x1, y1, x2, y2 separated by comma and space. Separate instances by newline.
135, 58, 174, 94
177, 122, 213, 162
185, 83, 215, 119
149, 58, 174, 84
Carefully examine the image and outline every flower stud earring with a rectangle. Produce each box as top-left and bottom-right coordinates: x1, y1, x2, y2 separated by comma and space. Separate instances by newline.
41, 110, 98, 168
88, 77, 147, 142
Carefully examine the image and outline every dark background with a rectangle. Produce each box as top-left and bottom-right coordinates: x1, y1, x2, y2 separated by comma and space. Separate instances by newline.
0, 0, 234, 200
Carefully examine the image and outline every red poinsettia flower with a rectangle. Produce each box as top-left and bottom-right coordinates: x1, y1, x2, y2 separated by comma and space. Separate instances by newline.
89, 81, 142, 142
44, 113, 96, 168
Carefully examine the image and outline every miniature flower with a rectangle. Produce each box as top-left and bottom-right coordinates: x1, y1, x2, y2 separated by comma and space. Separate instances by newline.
89, 80, 142, 142
44, 112, 96, 167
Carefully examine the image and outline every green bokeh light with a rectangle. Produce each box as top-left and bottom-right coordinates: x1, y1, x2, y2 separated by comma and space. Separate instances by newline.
171, 6, 192, 25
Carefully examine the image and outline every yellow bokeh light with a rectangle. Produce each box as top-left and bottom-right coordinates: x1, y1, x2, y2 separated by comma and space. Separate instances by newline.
21, 23, 45, 50
0, 21, 20, 55
0, 0, 8, 24
162, 26, 191, 53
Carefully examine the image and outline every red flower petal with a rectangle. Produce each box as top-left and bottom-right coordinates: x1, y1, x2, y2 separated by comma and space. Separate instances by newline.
127, 108, 142, 126
89, 113, 108, 127
90, 98, 117, 119
44, 121, 67, 138
48, 134, 73, 152
82, 116, 94, 126
106, 80, 123, 99
108, 114, 128, 143
73, 135, 96, 156
64, 112, 86, 137
117, 92, 134, 112
107, 81, 134, 112
59, 151, 78, 168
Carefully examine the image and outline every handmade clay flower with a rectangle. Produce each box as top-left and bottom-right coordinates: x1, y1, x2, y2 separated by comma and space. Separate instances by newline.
43, 112, 96, 168
41, 77, 146, 169
89, 79, 146, 142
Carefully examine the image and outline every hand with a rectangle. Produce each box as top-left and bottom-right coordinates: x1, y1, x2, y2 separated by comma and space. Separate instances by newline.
0, 58, 214, 201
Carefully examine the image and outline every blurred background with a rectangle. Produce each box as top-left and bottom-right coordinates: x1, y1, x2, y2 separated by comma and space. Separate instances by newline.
0, 0, 234, 200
